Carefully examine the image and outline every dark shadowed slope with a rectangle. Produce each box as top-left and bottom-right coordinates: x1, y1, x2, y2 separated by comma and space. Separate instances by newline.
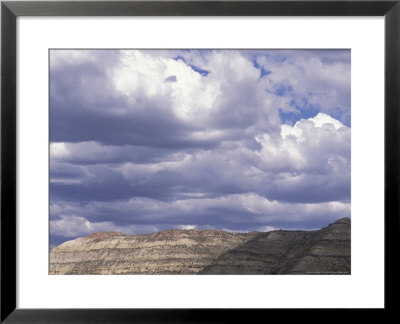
200, 217, 350, 274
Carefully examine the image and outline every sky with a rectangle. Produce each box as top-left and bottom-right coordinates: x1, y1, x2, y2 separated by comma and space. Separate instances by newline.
49, 49, 351, 248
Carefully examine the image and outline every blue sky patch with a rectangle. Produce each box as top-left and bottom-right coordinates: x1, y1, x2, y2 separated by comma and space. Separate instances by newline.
174, 56, 210, 76
252, 58, 271, 78
279, 106, 320, 125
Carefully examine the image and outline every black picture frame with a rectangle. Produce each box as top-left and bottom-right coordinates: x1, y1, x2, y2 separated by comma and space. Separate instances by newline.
1, 0, 399, 322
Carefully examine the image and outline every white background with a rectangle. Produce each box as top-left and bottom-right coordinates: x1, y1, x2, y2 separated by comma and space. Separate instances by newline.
17, 17, 384, 308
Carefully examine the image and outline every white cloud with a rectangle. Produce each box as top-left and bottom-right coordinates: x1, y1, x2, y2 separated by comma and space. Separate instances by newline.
256, 113, 350, 173
109, 50, 279, 135
310, 112, 345, 129
50, 214, 111, 237
258, 225, 279, 232
50, 214, 160, 237
177, 225, 197, 230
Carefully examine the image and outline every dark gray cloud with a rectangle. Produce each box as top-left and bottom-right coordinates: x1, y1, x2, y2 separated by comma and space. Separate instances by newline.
50, 195, 350, 240
164, 75, 177, 83
49, 49, 351, 246
50, 143, 188, 165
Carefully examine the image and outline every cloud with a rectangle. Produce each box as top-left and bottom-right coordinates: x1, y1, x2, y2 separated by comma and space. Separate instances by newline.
50, 49, 280, 148
50, 214, 160, 237
254, 50, 351, 125
49, 49, 351, 244
50, 194, 350, 237
177, 225, 197, 230
50, 112, 350, 205
164, 75, 177, 83
257, 112, 350, 173
259, 226, 279, 232
50, 141, 187, 165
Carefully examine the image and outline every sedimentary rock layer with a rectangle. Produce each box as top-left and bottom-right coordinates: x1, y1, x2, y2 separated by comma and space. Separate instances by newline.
50, 218, 350, 275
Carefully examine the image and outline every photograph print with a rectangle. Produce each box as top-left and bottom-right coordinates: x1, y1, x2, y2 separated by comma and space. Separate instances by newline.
49, 49, 351, 275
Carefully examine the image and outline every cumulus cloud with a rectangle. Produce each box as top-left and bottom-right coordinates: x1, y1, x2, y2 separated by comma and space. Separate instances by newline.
50, 49, 280, 147
49, 49, 351, 245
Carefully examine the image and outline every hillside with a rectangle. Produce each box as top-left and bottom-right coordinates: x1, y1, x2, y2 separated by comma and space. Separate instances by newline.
50, 218, 350, 275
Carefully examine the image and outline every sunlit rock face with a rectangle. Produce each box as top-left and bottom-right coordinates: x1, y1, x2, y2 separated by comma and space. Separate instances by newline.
50, 218, 350, 275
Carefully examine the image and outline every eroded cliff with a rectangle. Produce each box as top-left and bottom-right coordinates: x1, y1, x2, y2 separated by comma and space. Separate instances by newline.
50, 218, 350, 275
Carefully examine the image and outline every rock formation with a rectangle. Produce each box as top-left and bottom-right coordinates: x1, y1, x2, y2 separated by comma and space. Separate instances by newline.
201, 217, 351, 274
50, 218, 350, 275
